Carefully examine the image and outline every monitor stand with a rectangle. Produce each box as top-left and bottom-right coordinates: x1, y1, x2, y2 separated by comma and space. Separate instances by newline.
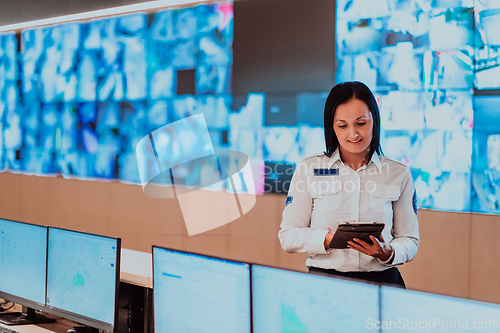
0, 306, 56, 325
66, 326, 99, 333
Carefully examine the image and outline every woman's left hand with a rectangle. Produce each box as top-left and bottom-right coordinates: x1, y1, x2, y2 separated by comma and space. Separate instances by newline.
347, 233, 393, 261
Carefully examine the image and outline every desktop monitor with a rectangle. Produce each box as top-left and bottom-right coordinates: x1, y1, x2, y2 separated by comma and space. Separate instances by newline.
252, 265, 380, 333
152, 247, 251, 333
45, 227, 121, 332
381, 286, 500, 332
0, 219, 53, 325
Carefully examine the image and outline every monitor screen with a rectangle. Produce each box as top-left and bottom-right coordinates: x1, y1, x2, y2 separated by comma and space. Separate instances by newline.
472, 95, 500, 214
474, 1, 500, 90
152, 247, 251, 333
46, 228, 120, 331
252, 265, 380, 333
0, 219, 47, 307
381, 286, 500, 332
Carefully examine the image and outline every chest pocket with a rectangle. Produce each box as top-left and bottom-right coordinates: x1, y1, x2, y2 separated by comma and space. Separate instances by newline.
313, 180, 342, 211
369, 184, 400, 212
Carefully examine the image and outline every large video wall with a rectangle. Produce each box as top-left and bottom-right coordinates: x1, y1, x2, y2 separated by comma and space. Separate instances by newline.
336, 0, 500, 215
0, 1, 328, 196
1, 0, 499, 216
0, 2, 235, 185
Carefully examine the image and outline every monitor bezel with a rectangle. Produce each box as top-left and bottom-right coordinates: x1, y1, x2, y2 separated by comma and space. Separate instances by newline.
0, 218, 49, 311
44, 226, 121, 332
151, 245, 253, 333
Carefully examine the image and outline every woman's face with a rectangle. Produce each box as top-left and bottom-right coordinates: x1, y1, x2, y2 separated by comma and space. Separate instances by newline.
333, 98, 374, 157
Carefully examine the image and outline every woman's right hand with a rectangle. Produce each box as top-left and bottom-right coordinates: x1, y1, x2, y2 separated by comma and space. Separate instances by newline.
324, 220, 355, 249
324, 227, 335, 250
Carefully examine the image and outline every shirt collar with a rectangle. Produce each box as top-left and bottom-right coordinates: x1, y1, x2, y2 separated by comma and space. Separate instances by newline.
371, 151, 382, 172
327, 148, 342, 168
328, 148, 382, 172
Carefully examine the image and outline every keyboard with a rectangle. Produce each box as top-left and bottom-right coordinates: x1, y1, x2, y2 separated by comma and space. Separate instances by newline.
0, 326, 18, 333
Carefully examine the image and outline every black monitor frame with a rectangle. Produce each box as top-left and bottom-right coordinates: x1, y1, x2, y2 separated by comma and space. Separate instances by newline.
43, 227, 121, 332
0, 218, 54, 325
151, 246, 253, 333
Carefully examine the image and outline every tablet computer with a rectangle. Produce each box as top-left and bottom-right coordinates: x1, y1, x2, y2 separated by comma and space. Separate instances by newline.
328, 223, 385, 249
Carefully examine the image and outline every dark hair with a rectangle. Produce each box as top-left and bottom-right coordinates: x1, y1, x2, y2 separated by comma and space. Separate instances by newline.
323, 81, 383, 158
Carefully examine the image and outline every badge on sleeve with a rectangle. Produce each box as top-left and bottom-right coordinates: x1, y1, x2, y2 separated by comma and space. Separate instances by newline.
412, 189, 417, 215
285, 196, 293, 207
313, 168, 339, 176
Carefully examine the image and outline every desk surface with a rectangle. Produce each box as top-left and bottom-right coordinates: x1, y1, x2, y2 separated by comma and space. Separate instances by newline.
0, 322, 69, 333
0, 307, 73, 333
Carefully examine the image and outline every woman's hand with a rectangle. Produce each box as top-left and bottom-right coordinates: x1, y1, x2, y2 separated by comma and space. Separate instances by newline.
323, 228, 336, 250
347, 233, 393, 261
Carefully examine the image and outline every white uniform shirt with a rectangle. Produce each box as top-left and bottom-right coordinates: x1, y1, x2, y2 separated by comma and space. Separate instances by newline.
278, 148, 420, 272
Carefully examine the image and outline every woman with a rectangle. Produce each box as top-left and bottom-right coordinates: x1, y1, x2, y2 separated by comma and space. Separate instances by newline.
278, 81, 419, 288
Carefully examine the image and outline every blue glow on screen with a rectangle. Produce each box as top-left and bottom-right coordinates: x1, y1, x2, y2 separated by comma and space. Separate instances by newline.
381, 286, 500, 332
335, 0, 500, 214
0, 2, 234, 182
472, 95, 500, 214
153, 247, 251, 333
252, 265, 379, 333
0, 219, 47, 306
475, 1, 500, 89
379, 89, 473, 212
46, 228, 118, 326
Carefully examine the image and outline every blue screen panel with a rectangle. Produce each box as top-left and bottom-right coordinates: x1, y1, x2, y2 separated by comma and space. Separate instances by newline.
0, 219, 47, 306
46, 228, 118, 327
474, 1, 500, 89
472, 95, 500, 214
252, 265, 380, 333
336, 0, 480, 214
263, 127, 300, 163
381, 286, 500, 332
153, 247, 251, 333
